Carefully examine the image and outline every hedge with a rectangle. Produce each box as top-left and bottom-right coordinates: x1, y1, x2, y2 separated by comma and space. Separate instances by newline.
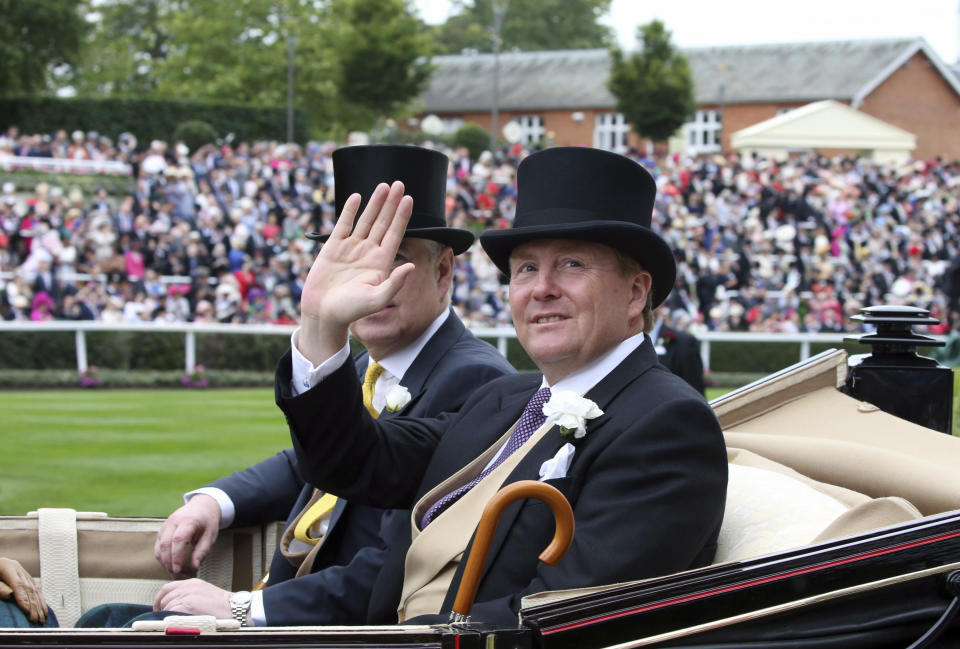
0, 97, 309, 146
0, 169, 135, 197
0, 328, 944, 387
0, 368, 274, 389
0, 330, 290, 371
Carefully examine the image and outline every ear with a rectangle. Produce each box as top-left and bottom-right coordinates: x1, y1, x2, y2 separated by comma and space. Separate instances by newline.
627, 270, 653, 322
435, 247, 455, 299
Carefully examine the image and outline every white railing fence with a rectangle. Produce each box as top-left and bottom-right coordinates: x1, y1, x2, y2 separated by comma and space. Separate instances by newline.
1, 155, 132, 176
0, 271, 203, 286
2, 321, 932, 375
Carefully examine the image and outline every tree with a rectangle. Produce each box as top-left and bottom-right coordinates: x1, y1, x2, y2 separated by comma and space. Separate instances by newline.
432, 0, 613, 54
0, 0, 86, 96
151, 0, 339, 121
607, 20, 695, 143
327, 0, 435, 131
452, 122, 490, 160
70, 0, 433, 137
71, 0, 172, 97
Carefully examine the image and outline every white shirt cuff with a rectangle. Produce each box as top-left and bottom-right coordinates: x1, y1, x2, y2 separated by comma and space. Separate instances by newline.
290, 329, 351, 395
184, 487, 235, 529
249, 589, 266, 626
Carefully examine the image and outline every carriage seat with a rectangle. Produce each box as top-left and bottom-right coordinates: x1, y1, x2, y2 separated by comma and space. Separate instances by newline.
714, 448, 922, 564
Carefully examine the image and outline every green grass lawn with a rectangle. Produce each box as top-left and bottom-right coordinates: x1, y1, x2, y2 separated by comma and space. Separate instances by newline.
0, 388, 288, 517
2, 379, 956, 518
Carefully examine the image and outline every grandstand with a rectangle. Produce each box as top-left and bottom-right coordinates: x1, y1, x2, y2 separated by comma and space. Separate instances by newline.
1, 128, 958, 344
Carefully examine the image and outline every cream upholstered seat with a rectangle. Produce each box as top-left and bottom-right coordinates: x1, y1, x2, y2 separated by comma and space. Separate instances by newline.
716, 461, 848, 563
715, 449, 922, 564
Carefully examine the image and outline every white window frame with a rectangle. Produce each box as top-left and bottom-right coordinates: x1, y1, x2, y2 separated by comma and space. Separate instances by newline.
682, 109, 722, 155
593, 112, 629, 153
435, 117, 464, 136
513, 115, 545, 145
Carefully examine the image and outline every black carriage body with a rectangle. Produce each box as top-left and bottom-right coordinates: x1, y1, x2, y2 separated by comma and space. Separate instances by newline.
520, 511, 960, 648
0, 624, 535, 649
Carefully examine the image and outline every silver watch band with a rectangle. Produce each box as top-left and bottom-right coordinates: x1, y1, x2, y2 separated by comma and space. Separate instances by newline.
230, 591, 251, 626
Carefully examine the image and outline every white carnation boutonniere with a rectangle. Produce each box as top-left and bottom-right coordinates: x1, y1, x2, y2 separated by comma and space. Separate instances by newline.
384, 384, 412, 413
542, 390, 603, 439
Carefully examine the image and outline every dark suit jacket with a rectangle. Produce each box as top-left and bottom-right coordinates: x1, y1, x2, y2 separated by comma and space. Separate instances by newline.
213, 310, 515, 625
656, 325, 705, 394
277, 336, 727, 625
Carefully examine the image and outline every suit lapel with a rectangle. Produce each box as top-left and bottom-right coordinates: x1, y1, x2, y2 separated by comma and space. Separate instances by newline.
355, 351, 371, 381
585, 336, 659, 413
325, 494, 350, 534
394, 309, 464, 412
358, 310, 466, 417
504, 339, 657, 500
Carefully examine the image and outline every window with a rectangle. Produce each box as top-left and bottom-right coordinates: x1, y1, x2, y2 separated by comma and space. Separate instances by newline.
682, 110, 722, 155
593, 112, 629, 153
513, 115, 546, 145
440, 117, 465, 135
421, 117, 463, 136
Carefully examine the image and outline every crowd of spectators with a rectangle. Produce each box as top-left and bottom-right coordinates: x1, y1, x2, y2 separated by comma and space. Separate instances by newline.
1, 123, 958, 338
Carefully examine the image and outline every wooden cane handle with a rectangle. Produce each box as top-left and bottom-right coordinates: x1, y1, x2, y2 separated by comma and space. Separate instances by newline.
451, 480, 575, 619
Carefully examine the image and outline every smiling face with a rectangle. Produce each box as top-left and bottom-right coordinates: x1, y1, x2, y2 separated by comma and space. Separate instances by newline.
509, 239, 652, 384
349, 237, 454, 361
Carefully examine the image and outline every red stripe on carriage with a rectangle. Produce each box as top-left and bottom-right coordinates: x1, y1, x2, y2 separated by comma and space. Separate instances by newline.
542, 528, 960, 635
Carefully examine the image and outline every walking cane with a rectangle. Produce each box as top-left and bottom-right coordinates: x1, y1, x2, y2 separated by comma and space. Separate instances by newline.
450, 480, 575, 623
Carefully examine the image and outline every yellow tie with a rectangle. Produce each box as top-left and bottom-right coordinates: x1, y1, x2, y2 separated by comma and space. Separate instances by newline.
292, 491, 339, 546
362, 361, 385, 418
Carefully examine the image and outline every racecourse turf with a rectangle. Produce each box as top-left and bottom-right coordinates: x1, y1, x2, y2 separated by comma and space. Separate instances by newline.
0, 388, 287, 517
1, 383, 955, 518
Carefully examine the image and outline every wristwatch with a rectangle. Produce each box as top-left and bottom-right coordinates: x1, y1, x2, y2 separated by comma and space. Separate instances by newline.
229, 590, 252, 626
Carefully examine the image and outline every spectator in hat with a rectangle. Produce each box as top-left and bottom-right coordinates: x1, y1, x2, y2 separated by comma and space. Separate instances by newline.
193, 299, 216, 323
650, 304, 706, 394
67, 131, 91, 161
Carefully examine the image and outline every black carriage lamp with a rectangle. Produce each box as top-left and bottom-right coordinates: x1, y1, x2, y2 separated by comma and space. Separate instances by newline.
841, 304, 954, 434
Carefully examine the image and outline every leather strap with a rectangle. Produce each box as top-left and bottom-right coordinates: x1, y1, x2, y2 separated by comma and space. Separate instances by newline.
38, 508, 82, 626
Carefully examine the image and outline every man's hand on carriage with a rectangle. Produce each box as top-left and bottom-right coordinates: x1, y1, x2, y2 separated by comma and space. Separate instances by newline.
155, 494, 221, 576
154, 578, 232, 620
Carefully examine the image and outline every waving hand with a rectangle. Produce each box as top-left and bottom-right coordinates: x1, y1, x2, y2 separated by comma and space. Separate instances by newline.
298, 181, 414, 363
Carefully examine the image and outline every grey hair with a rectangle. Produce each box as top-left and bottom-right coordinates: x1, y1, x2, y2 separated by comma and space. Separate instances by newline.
612, 249, 655, 334
415, 238, 454, 307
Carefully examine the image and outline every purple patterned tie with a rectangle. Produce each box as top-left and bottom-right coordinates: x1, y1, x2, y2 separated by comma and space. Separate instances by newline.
420, 386, 552, 528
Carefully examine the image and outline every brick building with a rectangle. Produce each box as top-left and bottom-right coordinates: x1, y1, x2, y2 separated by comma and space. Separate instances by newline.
416, 38, 960, 161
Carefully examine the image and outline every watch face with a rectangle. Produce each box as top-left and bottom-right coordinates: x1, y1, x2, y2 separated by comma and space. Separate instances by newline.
231, 591, 252, 606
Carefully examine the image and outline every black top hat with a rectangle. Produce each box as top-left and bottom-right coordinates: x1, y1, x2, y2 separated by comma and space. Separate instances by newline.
480, 147, 676, 307
306, 145, 474, 254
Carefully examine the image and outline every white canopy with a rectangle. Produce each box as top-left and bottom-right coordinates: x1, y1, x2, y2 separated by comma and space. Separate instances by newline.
730, 100, 916, 164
